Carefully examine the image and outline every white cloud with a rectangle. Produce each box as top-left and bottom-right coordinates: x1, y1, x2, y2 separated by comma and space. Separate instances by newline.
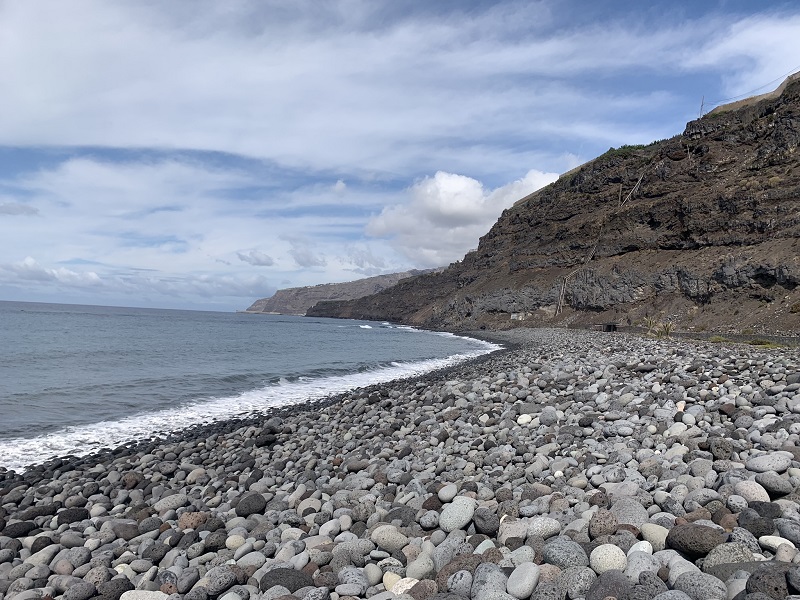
0, 156, 376, 306
2, 2, 796, 180
284, 237, 327, 268
1, 2, 800, 309
237, 250, 275, 266
0, 257, 101, 286
367, 169, 558, 266
341, 244, 388, 276
683, 14, 800, 103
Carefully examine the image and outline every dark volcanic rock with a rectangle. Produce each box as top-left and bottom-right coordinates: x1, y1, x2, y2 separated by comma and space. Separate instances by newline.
259, 568, 314, 593
235, 492, 267, 518
746, 563, 792, 599
308, 75, 800, 335
57, 507, 90, 526
666, 523, 726, 558
2, 521, 37, 538
97, 578, 135, 600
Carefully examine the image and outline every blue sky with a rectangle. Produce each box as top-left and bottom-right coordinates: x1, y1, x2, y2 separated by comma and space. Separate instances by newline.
1, 0, 799, 310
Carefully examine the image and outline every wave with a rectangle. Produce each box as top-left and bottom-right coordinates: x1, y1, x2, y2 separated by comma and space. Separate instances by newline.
0, 334, 501, 472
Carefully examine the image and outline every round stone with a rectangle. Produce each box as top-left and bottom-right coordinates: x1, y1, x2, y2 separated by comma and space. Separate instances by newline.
63, 581, 97, 600
528, 516, 562, 539
540, 407, 558, 426
590, 543, 627, 574
474, 507, 500, 535
371, 525, 409, 552
439, 496, 476, 532
406, 553, 435, 580
734, 480, 771, 503
759, 535, 796, 552
623, 550, 659, 584
666, 524, 726, 558
701, 542, 754, 572
205, 566, 236, 596
506, 562, 539, 599
542, 537, 589, 570
235, 492, 267, 517
588, 509, 617, 539
755, 472, 794, 497
559, 566, 596, 599
258, 567, 314, 593
225, 535, 246, 550
438, 484, 458, 503
610, 498, 649, 528
337, 566, 368, 595
447, 570, 473, 597
746, 453, 793, 474
745, 564, 790, 598
673, 571, 726, 600
640, 523, 669, 552
585, 570, 633, 600
152, 493, 188, 512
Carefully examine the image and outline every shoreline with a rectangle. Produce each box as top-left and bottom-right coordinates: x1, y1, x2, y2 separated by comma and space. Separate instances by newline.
0, 325, 501, 477
0, 329, 508, 480
2, 328, 800, 600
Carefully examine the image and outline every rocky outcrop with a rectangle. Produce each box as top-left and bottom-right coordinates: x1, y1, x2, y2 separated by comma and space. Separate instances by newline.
244, 270, 431, 315
309, 76, 800, 334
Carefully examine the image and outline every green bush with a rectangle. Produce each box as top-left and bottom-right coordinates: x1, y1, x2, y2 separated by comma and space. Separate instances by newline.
604, 144, 646, 158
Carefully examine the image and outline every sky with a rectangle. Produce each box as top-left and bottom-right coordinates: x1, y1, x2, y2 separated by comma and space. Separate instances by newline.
1, 1, 799, 311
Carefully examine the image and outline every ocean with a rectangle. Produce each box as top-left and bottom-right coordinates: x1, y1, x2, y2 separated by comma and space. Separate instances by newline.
0, 301, 499, 472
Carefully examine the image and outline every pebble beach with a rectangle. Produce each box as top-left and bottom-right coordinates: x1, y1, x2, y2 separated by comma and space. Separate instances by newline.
2, 328, 800, 600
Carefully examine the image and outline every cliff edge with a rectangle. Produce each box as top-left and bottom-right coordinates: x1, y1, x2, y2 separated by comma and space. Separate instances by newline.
245, 270, 430, 315
309, 76, 800, 335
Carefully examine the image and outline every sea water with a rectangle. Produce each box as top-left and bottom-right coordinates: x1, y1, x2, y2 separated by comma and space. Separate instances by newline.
0, 301, 499, 471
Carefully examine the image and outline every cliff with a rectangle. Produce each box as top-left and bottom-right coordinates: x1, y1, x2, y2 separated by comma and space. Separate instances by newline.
308, 76, 800, 335
244, 270, 430, 315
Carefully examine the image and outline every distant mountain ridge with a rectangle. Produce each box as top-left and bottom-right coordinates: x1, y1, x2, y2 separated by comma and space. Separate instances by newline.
244, 270, 432, 315
308, 75, 800, 335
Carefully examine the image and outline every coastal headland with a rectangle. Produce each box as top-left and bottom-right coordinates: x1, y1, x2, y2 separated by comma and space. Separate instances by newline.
3, 328, 800, 599
308, 75, 800, 336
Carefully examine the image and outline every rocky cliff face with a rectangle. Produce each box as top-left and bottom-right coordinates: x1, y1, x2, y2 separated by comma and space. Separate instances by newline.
245, 270, 430, 315
308, 76, 800, 334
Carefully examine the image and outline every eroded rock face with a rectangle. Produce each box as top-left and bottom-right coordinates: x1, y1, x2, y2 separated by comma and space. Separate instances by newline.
309, 77, 800, 334
244, 270, 431, 315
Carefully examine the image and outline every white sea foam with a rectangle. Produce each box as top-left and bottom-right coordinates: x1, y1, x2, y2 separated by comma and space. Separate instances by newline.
0, 332, 501, 472
359, 324, 373, 328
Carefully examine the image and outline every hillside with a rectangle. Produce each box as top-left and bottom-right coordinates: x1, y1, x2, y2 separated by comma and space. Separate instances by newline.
308, 75, 800, 335
244, 270, 430, 315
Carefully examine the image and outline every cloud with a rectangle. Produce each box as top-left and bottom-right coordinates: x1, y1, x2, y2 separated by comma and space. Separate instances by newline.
3, 2, 797, 181
0, 256, 275, 308
0, 256, 101, 286
0, 155, 358, 306
339, 244, 389, 276
237, 249, 275, 266
0, 202, 38, 216
285, 237, 327, 268
367, 169, 558, 266
346, 245, 386, 270
2, 2, 800, 309
683, 14, 800, 103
